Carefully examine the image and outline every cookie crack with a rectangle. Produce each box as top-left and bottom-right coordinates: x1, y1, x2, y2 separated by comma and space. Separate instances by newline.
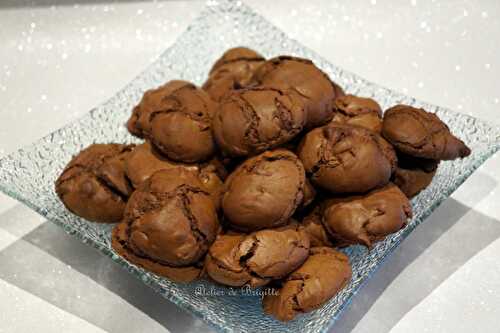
271, 56, 313, 67
94, 176, 128, 202
179, 189, 209, 252
57, 146, 133, 195
237, 236, 271, 281
334, 103, 375, 117
149, 95, 211, 127
309, 131, 344, 178
273, 95, 302, 134
241, 152, 299, 173
290, 278, 306, 312
208, 236, 266, 284
234, 92, 261, 147
55, 164, 86, 187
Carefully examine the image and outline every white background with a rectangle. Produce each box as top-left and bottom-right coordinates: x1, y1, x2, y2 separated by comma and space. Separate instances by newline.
0, 1, 499, 332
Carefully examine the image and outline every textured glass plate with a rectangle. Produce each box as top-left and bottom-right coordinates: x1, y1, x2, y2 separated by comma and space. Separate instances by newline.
1, 1, 499, 332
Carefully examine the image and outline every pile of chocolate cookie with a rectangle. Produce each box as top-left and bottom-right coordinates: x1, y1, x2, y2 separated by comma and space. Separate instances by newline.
55, 47, 471, 322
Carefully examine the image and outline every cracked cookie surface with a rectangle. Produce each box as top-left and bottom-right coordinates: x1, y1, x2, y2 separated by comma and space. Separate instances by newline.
382, 105, 471, 160
111, 168, 219, 282
213, 87, 306, 157
298, 123, 397, 193
322, 183, 412, 247
263, 247, 352, 321
222, 149, 306, 231
145, 83, 217, 163
331, 94, 383, 133
55, 143, 134, 223
252, 56, 344, 128
205, 224, 310, 287
126, 80, 191, 138
203, 47, 265, 102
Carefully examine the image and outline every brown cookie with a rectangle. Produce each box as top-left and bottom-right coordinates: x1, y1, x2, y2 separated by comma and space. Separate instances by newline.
203, 47, 265, 102
212, 87, 306, 157
124, 142, 226, 209
144, 83, 217, 163
393, 152, 439, 198
263, 247, 352, 321
301, 206, 333, 248
205, 224, 310, 287
222, 149, 306, 231
297, 123, 397, 194
55, 143, 134, 223
252, 56, 344, 128
382, 105, 471, 160
322, 183, 412, 247
111, 168, 219, 282
127, 80, 191, 137
331, 94, 383, 133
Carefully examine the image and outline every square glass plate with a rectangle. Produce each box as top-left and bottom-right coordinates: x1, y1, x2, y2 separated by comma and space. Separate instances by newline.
1, 1, 499, 332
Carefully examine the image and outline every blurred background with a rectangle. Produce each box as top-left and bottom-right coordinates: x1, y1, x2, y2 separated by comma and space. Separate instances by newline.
0, 1, 499, 332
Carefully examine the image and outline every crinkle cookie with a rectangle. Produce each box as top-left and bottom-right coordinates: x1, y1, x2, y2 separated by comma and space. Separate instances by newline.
126, 80, 191, 138
205, 224, 310, 287
322, 183, 412, 247
298, 124, 396, 193
112, 168, 219, 282
252, 56, 345, 128
382, 105, 471, 160
213, 87, 306, 157
263, 247, 352, 321
55, 143, 134, 223
222, 149, 306, 231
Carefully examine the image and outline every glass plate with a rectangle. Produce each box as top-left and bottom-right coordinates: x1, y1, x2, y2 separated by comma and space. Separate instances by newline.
0, 1, 499, 332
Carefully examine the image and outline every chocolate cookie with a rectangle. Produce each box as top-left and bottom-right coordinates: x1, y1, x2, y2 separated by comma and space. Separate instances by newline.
393, 152, 439, 198
212, 87, 306, 157
297, 123, 397, 193
263, 247, 352, 321
205, 224, 310, 287
203, 47, 265, 102
222, 149, 306, 231
55, 143, 134, 223
143, 83, 217, 163
331, 94, 383, 133
111, 168, 219, 282
127, 80, 191, 137
323, 183, 412, 247
382, 105, 471, 160
252, 56, 344, 128
301, 206, 333, 247
124, 142, 226, 208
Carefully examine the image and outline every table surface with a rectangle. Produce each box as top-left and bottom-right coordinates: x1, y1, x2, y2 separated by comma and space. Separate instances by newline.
1, 1, 499, 332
